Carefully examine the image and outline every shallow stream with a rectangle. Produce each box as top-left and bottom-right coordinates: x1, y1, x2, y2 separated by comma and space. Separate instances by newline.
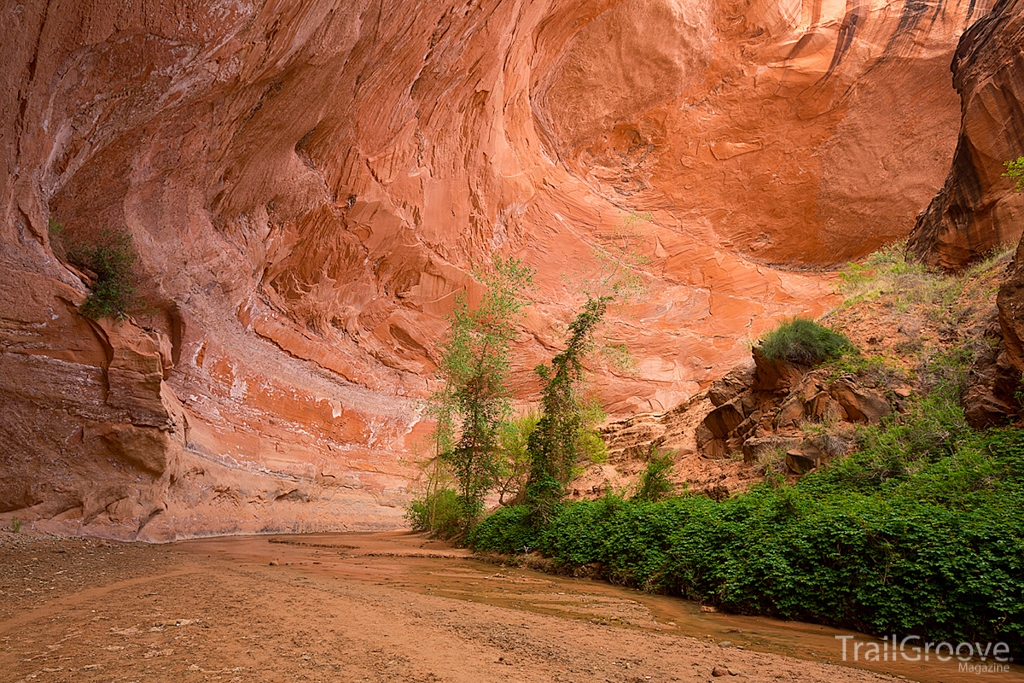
180, 531, 1022, 683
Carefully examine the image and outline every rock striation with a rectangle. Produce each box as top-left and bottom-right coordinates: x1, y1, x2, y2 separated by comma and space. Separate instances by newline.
0, 0, 989, 538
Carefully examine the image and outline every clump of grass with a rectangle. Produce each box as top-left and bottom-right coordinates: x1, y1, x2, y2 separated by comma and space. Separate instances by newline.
822, 350, 909, 386
802, 422, 856, 460
758, 318, 853, 365
965, 244, 1015, 278
11, 517, 21, 533
755, 447, 787, 475
66, 227, 142, 321
838, 241, 971, 321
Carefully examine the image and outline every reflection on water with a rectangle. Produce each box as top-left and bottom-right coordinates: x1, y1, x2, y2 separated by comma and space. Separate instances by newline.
179, 531, 1023, 683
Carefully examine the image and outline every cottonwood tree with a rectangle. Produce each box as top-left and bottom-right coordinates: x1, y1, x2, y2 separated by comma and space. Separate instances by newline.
429, 256, 534, 530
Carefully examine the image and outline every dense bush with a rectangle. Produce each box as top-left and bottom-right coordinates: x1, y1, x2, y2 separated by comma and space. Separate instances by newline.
758, 317, 852, 365
405, 488, 464, 539
66, 228, 142, 320
471, 421, 1024, 651
467, 504, 538, 553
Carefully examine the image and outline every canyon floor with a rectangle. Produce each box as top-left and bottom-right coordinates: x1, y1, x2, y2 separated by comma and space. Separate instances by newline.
1, 530, 1015, 683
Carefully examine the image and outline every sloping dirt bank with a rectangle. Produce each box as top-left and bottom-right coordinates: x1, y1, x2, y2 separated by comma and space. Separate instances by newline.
1, 530, 1017, 683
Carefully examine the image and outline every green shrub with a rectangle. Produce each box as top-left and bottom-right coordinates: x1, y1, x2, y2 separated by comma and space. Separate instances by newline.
758, 318, 852, 365
67, 228, 142, 320
11, 517, 21, 533
471, 417, 1024, 651
633, 445, 674, 502
804, 383, 970, 493
405, 488, 464, 539
467, 504, 538, 553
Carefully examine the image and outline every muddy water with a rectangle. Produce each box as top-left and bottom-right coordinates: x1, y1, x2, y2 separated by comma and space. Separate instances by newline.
180, 531, 1022, 683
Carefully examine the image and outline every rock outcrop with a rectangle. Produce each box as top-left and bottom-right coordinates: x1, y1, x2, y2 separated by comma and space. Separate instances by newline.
910, 0, 1024, 269
0, 0, 990, 538
695, 347, 895, 469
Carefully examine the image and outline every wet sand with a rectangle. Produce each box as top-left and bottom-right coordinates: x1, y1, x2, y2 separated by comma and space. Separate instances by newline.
1, 530, 1018, 682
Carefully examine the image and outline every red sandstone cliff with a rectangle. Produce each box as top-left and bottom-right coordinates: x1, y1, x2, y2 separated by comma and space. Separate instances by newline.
0, 0, 988, 539
909, 0, 1024, 270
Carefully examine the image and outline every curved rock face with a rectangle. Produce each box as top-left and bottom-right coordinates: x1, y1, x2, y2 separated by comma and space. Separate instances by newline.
0, 0, 983, 539
910, 0, 1024, 269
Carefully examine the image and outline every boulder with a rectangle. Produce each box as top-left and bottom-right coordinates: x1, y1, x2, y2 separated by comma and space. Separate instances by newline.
786, 443, 824, 474
732, 411, 762, 441
708, 364, 755, 407
695, 423, 728, 460
963, 342, 1019, 428
774, 396, 805, 428
829, 379, 891, 423
702, 401, 744, 439
752, 347, 808, 394
806, 390, 846, 422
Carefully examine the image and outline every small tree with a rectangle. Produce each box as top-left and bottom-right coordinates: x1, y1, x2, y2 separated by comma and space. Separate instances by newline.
526, 295, 611, 514
427, 256, 534, 531
524, 213, 652, 521
493, 412, 539, 506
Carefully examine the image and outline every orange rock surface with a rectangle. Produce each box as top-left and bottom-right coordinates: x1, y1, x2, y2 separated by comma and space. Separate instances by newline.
0, 0, 988, 538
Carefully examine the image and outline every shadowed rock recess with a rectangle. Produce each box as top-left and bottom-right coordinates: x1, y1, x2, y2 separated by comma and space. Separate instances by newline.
0, 0, 994, 539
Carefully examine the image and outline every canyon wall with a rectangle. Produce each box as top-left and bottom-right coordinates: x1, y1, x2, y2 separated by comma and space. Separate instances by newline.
0, 0, 987, 539
909, 0, 1024, 270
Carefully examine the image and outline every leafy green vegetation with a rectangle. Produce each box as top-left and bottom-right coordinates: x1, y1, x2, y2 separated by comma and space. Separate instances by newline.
57, 224, 143, 321
404, 488, 463, 539
471, 357, 1024, 649
1005, 157, 1024, 193
408, 212, 651, 536
415, 256, 534, 533
493, 412, 539, 506
472, 432, 1024, 649
632, 444, 675, 502
758, 317, 852, 365
11, 516, 21, 533
525, 295, 612, 521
